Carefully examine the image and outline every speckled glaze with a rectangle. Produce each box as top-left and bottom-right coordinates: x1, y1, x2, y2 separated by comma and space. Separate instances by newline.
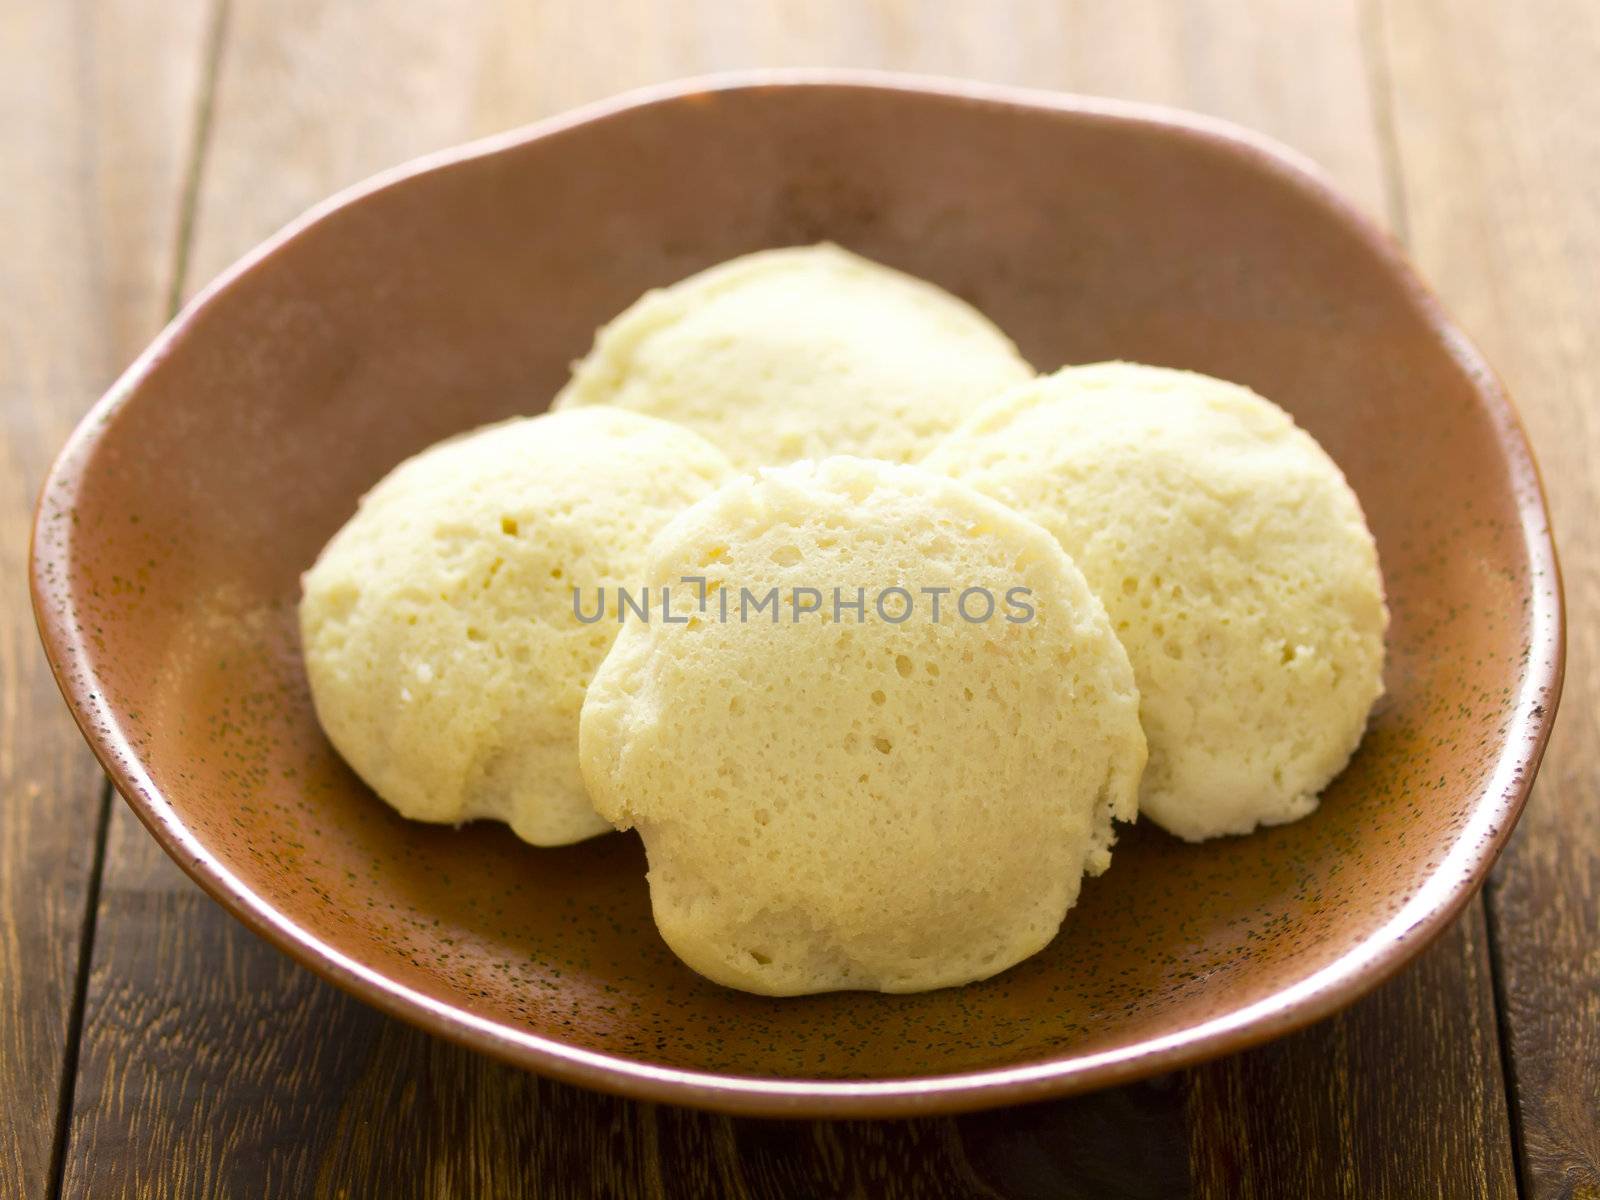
30, 73, 1563, 1118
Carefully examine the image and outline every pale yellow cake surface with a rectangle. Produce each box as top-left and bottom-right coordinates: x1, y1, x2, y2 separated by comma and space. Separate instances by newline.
927, 363, 1388, 842
553, 244, 1034, 469
578, 457, 1146, 995
299, 407, 732, 846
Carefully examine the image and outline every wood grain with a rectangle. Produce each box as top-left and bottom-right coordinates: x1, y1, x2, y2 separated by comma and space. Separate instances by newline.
180, 0, 1392, 289
1378, 1, 1600, 1194
0, 2, 212, 1196
1186, 905, 1514, 1198
46, 0, 1526, 1196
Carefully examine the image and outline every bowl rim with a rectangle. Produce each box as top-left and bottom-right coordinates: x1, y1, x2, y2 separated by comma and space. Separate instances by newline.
30, 69, 1566, 1118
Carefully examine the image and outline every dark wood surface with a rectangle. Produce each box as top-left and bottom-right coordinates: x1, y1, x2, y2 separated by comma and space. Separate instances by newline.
0, 2, 213, 1196
59, 819, 1517, 1199
2, 2, 1593, 1197
1378, 4, 1600, 1195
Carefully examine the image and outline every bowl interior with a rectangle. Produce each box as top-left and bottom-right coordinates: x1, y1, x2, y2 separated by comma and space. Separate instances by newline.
36, 80, 1559, 1110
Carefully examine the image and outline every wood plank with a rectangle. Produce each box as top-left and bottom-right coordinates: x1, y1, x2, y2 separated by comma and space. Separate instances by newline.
1185, 906, 1514, 1198
179, 0, 1391, 289
0, 2, 213, 1196
62, 822, 1003, 1197
1378, 1, 1600, 1194
59, 1, 1516, 1196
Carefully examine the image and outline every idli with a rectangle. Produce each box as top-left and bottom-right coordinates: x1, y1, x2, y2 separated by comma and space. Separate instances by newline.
553, 244, 1033, 469
926, 363, 1387, 842
300, 407, 733, 846
578, 456, 1146, 995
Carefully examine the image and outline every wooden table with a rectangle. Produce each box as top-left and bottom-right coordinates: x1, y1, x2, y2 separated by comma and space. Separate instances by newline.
3, 2, 1596, 1196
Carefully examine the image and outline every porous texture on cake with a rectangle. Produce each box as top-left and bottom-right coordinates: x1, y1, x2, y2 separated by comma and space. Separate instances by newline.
579, 457, 1145, 994
300, 407, 732, 846
554, 244, 1033, 469
927, 363, 1388, 841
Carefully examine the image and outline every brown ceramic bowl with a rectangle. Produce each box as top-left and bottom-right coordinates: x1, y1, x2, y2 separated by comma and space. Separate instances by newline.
32, 73, 1563, 1117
